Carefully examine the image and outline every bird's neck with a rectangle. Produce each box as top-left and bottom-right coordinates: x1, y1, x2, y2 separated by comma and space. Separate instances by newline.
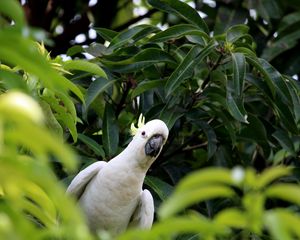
115, 140, 155, 171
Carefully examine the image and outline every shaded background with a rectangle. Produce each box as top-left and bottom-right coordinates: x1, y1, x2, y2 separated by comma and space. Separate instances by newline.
21, 0, 300, 79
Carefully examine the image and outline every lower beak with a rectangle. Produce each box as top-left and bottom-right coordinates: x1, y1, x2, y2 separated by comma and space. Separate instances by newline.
145, 135, 164, 157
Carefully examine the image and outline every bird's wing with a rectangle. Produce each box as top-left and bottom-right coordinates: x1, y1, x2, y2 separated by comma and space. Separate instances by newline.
128, 189, 154, 229
66, 161, 107, 199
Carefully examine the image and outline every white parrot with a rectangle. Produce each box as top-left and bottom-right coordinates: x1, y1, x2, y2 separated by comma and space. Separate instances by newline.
67, 119, 169, 235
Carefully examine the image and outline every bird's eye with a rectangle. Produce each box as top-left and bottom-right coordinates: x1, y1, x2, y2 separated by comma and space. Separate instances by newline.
141, 131, 146, 136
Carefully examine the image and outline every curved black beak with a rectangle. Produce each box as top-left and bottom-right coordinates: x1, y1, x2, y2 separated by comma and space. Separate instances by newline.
145, 134, 164, 157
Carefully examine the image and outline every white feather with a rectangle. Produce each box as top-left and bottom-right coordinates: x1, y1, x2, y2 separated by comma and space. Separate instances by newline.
67, 119, 169, 235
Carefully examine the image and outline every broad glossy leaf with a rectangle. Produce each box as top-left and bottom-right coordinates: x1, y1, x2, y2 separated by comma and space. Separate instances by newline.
232, 52, 246, 96
165, 42, 215, 97
94, 27, 118, 42
78, 134, 105, 158
226, 24, 249, 43
149, 24, 209, 43
226, 92, 248, 123
159, 185, 234, 219
63, 60, 107, 78
196, 121, 217, 159
246, 56, 292, 101
272, 130, 296, 155
102, 104, 119, 158
148, 0, 209, 33
144, 176, 173, 201
85, 77, 116, 110
131, 79, 166, 98
102, 48, 176, 73
109, 25, 159, 50
159, 107, 184, 129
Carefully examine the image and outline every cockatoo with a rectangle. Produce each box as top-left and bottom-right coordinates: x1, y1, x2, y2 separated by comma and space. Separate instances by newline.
67, 119, 169, 235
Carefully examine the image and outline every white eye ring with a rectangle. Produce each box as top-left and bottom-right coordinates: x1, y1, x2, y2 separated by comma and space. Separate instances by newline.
141, 131, 146, 137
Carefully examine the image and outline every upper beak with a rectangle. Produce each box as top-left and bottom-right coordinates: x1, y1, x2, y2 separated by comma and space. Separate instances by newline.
145, 134, 164, 157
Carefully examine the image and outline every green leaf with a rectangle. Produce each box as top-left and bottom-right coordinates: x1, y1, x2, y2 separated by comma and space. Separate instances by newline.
109, 25, 159, 50
232, 52, 246, 97
165, 42, 215, 97
262, 29, 300, 61
272, 130, 296, 155
63, 60, 107, 78
266, 183, 300, 205
144, 176, 173, 201
148, 0, 209, 33
196, 121, 217, 159
94, 27, 118, 42
226, 24, 249, 43
131, 79, 166, 98
101, 48, 176, 73
226, 92, 248, 123
102, 104, 119, 158
246, 56, 292, 102
0, 30, 84, 101
78, 134, 105, 158
0, 69, 29, 92
0, 0, 25, 27
149, 24, 209, 43
85, 77, 116, 110
159, 107, 184, 129
159, 185, 234, 219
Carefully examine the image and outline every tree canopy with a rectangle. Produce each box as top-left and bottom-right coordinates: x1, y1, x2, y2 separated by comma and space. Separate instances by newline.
0, 0, 300, 239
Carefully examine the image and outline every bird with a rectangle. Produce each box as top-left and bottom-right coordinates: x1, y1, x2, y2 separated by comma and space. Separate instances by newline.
66, 119, 169, 236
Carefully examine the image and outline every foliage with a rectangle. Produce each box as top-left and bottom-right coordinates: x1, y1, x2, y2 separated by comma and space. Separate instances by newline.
1, 0, 300, 240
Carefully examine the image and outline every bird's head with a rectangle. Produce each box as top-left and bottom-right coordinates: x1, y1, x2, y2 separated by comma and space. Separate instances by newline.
130, 119, 169, 167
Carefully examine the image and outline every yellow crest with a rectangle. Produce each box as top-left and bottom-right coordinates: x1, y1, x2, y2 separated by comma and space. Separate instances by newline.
130, 114, 145, 136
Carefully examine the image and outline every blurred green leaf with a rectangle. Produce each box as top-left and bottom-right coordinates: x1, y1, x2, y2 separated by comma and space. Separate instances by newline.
159, 185, 234, 219
266, 183, 300, 205
215, 208, 247, 229
256, 167, 291, 189
0, 0, 25, 27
